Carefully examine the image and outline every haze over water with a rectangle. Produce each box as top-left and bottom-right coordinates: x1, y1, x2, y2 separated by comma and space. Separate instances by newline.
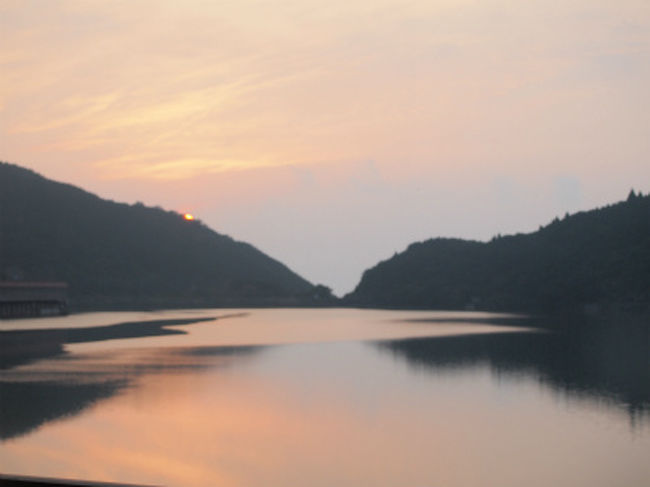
1, 309, 648, 486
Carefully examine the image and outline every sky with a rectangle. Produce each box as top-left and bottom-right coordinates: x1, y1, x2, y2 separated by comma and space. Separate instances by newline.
1, 0, 649, 295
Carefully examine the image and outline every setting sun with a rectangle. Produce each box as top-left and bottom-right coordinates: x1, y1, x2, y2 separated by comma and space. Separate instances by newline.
183, 213, 195, 221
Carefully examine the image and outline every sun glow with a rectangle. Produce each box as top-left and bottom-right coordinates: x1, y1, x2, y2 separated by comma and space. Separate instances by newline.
183, 213, 195, 221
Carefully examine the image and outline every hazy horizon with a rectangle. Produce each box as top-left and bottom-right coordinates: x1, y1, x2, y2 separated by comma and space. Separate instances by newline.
2, 1, 649, 294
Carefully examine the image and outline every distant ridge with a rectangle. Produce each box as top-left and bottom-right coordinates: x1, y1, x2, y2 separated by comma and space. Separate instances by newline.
0, 162, 316, 309
345, 191, 650, 314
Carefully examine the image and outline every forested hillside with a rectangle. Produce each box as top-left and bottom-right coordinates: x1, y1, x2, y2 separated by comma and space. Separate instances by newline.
346, 192, 650, 313
0, 162, 315, 309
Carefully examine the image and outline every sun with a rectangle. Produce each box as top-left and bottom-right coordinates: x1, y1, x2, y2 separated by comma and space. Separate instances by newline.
183, 213, 195, 221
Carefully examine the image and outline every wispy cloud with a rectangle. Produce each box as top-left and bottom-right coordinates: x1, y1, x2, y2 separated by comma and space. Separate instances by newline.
94, 154, 281, 180
3, 0, 648, 180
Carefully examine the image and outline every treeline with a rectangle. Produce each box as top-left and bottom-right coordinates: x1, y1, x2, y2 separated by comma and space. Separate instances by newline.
0, 162, 321, 309
345, 191, 650, 314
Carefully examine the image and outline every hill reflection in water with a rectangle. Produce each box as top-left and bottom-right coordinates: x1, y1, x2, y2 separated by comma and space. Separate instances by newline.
376, 318, 650, 424
0, 344, 264, 441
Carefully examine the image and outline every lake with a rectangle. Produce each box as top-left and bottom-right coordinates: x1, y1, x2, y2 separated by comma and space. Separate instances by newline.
0, 308, 648, 486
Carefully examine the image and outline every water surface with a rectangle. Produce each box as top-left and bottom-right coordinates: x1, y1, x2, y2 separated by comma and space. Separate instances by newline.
1, 308, 648, 486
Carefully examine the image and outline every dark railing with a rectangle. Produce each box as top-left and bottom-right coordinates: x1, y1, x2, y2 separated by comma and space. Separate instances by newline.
0, 282, 68, 319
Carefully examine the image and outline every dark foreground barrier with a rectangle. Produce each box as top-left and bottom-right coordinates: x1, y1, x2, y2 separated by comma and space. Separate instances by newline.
0, 474, 153, 487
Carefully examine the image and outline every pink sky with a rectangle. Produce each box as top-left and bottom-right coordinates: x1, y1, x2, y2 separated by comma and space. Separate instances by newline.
2, 0, 649, 293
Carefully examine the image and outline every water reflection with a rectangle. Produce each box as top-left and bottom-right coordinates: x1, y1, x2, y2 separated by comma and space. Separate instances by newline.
0, 380, 126, 441
1, 309, 648, 487
3, 309, 522, 445
377, 320, 650, 422
0, 344, 265, 442
2, 338, 649, 487
0, 313, 264, 442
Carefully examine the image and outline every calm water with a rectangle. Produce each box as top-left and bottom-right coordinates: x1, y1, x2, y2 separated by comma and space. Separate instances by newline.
0, 308, 648, 486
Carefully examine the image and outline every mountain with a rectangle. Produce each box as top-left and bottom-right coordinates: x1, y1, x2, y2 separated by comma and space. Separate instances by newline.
0, 162, 316, 309
345, 192, 650, 314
